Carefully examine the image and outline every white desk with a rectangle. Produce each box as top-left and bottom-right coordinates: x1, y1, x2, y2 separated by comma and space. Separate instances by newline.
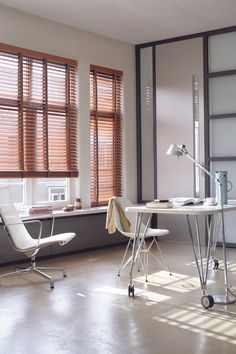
125, 204, 236, 308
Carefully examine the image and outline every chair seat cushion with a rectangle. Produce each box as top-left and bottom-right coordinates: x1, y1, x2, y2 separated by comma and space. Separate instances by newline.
39, 232, 76, 247
22, 232, 76, 253
122, 228, 169, 238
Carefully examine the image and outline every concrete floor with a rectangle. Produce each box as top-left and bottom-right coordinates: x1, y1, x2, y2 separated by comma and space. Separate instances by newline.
0, 242, 236, 354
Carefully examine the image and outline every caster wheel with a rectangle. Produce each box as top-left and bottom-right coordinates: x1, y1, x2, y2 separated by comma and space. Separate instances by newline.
128, 284, 135, 297
212, 259, 219, 270
201, 295, 214, 309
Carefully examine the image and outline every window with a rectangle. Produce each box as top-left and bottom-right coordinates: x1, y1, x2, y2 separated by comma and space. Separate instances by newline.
0, 179, 24, 204
37, 178, 68, 203
0, 43, 78, 178
90, 65, 122, 206
0, 43, 78, 207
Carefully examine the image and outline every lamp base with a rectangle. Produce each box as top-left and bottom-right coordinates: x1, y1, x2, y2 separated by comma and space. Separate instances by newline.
213, 294, 235, 305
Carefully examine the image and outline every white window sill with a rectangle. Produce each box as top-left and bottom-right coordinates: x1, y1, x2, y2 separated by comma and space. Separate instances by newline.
20, 206, 108, 221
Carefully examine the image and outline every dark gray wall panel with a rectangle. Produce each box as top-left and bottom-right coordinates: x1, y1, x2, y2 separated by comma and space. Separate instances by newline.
0, 213, 125, 264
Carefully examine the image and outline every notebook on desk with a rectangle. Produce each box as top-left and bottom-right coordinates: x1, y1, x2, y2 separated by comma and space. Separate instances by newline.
172, 197, 202, 206
146, 199, 173, 209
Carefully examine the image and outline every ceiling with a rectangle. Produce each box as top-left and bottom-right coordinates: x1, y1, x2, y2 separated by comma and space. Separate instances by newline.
0, 0, 236, 44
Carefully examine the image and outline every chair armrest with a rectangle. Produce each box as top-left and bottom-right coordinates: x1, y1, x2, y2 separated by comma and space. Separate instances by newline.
22, 219, 43, 244
23, 216, 55, 238
50, 216, 55, 236
3, 220, 43, 245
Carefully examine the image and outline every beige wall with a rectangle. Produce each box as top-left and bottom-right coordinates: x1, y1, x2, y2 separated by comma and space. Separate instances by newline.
155, 37, 205, 243
0, 4, 137, 206
156, 38, 204, 200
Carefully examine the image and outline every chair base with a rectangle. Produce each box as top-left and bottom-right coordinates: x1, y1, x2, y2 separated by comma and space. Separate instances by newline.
118, 237, 171, 281
0, 257, 66, 289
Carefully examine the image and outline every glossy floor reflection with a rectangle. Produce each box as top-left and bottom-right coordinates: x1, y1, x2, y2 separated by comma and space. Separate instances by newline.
1, 242, 236, 354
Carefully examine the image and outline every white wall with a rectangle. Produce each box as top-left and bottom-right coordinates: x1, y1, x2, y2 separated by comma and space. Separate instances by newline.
0, 4, 137, 206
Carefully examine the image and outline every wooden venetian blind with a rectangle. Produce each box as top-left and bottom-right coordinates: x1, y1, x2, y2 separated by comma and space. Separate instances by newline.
0, 43, 78, 178
90, 65, 122, 206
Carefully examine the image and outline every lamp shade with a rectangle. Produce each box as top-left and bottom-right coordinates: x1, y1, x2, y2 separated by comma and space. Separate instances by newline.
166, 144, 183, 157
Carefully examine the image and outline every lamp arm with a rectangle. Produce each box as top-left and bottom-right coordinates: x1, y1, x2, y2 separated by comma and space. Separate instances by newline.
181, 150, 220, 185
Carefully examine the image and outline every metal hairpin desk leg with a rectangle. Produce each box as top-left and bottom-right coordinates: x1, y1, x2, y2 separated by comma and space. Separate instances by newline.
187, 215, 211, 307
128, 212, 142, 297
187, 214, 235, 309
213, 209, 235, 306
128, 212, 151, 297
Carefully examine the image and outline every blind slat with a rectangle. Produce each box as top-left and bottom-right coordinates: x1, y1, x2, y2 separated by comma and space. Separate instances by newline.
90, 66, 122, 206
0, 45, 78, 178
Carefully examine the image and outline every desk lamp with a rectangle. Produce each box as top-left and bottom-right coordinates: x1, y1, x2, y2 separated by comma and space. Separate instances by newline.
166, 143, 234, 306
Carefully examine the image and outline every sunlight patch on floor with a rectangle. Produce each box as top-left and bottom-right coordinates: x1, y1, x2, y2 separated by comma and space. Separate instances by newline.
77, 293, 86, 297
186, 258, 213, 268
94, 286, 171, 302
186, 257, 236, 270
0, 301, 28, 343
153, 303, 236, 345
94, 286, 130, 296
134, 270, 214, 293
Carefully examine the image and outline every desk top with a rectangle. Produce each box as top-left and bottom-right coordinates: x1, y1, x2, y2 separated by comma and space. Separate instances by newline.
125, 204, 236, 216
